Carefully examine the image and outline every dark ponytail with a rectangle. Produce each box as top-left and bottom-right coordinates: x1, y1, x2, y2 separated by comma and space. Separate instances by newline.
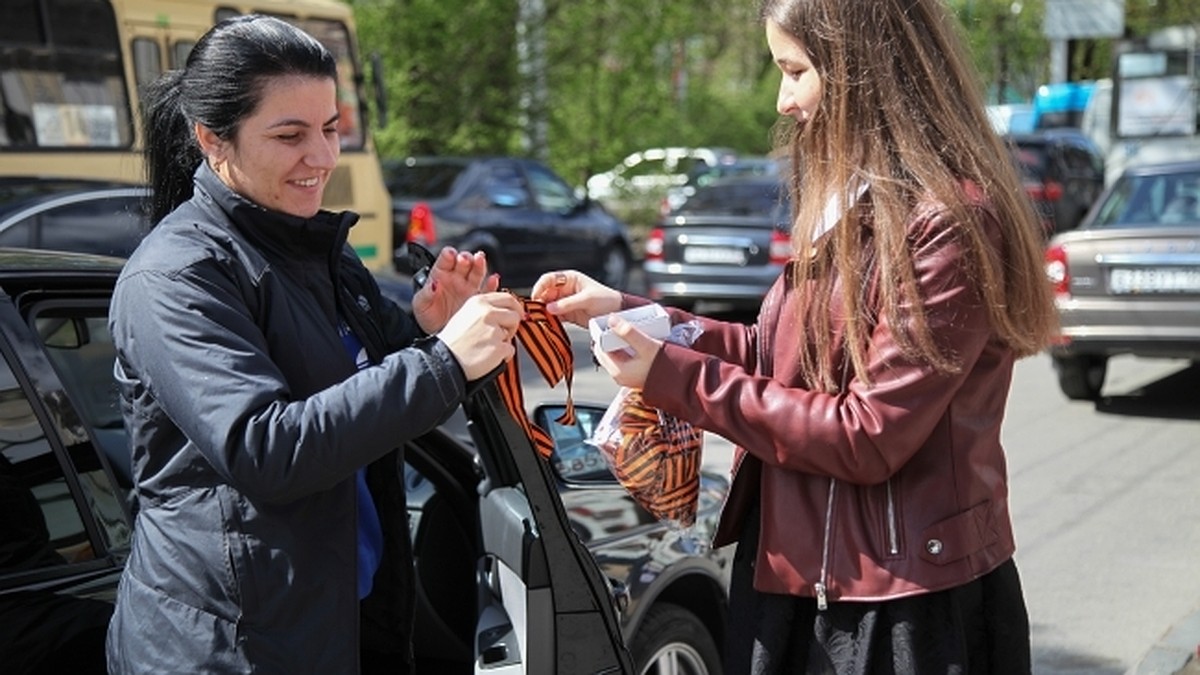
140, 15, 338, 224
142, 70, 203, 224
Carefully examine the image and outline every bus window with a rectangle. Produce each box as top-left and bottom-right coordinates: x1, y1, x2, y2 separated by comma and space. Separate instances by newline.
170, 41, 195, 70
289, 18, 364, 150
0, 0, 133, 150
206, 10, 363, 150
131, 38, 162, 95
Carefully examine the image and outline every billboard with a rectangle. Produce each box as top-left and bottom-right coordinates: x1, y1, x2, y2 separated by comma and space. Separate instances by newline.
1043, 0, 1125, 39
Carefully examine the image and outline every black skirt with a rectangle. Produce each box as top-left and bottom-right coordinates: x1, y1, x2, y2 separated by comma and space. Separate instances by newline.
725, 506, 1031, 675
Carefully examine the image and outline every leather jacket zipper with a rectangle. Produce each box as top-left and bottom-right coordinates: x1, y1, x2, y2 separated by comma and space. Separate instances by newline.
816, 477, 836, 610
886, 479, 899, 555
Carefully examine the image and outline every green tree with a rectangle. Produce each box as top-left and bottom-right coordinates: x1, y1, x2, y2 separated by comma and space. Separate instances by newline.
950, 0, 1049, 103
351, 0, 522, 158
351, 0, 778, 192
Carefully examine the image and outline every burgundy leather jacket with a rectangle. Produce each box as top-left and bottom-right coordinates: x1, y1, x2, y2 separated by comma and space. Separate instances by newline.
633, 199, 1018, 606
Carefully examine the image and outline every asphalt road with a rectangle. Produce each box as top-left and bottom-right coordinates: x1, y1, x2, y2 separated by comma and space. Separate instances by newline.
516, 294, 1200, 675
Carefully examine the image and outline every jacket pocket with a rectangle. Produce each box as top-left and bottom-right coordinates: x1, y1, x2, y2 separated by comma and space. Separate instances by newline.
917, 500, 999, 566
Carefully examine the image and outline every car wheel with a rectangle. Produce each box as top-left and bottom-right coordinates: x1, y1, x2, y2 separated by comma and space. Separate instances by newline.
630, 603, 721, 675
1053, 354, 1107, 401
599, 244, 630, 291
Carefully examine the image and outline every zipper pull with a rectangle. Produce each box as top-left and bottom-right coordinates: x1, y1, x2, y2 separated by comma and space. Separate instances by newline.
814, 582, 828, 611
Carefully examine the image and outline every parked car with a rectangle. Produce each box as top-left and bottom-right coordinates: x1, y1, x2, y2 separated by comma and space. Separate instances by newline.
586, 147, 738, 218
644, 175, 791, 313
0, 178, 149, 257
1044, 159, 1200, 401
384, 156, 634, 291
1007, 128, 1106, 235
663, 156, 785, 216
0, 248, 730, 674
0, 178, 418, 311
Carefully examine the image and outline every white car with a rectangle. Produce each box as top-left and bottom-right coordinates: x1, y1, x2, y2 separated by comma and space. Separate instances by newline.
587, 147, 737, 213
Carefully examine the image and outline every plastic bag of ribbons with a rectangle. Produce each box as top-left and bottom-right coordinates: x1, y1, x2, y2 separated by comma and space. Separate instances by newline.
589, 320, 705, 530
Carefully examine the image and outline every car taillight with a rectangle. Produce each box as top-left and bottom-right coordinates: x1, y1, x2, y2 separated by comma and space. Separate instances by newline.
1045, 244, 1070, 298
768, 229, 791, 264
1042, 181, 1064, 202
644, 228, 664, 261
407, 202, 435, 245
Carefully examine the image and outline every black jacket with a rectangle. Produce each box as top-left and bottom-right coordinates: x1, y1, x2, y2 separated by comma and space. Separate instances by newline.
107, 163, 466, 673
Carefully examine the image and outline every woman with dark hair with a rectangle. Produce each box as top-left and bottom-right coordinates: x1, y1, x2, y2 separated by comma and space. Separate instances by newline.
106, 15, 521, 674
532, 0, 1058, 672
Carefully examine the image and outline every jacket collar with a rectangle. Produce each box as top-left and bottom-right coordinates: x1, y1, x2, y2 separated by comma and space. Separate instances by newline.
193, 161, 358, 264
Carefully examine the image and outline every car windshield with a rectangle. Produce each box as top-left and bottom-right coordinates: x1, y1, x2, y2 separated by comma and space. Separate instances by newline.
1089, 169, 1200, 228
383, 161, 468, 199
686, 159, 781, 189
677, 180, 788, 217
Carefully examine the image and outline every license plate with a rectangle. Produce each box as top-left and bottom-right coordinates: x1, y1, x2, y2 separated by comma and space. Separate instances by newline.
682, 246, 747, 265
1109, 267, 1200, 294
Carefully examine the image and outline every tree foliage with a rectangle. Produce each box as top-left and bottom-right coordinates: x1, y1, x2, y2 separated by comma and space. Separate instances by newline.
350, 0, 777, 189
351, 0, 1195, 190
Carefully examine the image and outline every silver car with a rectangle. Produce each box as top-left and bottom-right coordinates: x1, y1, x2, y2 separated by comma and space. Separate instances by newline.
1044, 159, 1200, 400
643, 175, 791, 313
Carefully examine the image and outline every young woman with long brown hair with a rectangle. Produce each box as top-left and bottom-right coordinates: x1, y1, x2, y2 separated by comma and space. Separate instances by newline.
533, 0, 1056, 671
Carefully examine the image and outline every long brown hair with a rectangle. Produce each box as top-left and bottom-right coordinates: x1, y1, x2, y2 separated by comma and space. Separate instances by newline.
760, 0, 1057, 391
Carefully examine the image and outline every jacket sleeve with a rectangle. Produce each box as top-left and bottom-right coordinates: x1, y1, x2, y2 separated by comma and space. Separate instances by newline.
641, 213, 998, 485
619, 291, 761, 370
111, 258, 467, 504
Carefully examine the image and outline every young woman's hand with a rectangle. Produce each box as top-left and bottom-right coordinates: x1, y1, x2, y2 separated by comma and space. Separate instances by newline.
591, 314, 663, 389
529, 269, 621, 328
437, 292, 522, 381
413, 247, 499, 334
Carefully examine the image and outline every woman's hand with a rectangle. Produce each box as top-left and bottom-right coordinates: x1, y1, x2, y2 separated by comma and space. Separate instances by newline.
591, 314, 663, 389
413, 247, 499, 334
529, 269, 621, 327
437, 292, 522, 381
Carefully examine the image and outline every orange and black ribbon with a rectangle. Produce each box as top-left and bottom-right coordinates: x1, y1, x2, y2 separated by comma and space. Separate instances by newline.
495, 295, 575, 459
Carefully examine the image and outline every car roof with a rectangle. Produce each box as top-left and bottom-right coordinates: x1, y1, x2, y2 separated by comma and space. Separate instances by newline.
1119, 159, 1200, 178
0, 246, 125, 279
1007, 128, 1097, 145
0, 177, 142, 214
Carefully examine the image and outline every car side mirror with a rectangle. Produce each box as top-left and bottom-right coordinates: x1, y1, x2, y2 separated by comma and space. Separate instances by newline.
533, 403, 618, 485
393, 241, 436, 289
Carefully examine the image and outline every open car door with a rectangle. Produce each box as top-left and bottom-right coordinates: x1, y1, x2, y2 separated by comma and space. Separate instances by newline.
462, 383, 634, 674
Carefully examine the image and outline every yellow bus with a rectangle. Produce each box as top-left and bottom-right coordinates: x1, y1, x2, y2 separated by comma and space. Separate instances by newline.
0, 0, 393, 269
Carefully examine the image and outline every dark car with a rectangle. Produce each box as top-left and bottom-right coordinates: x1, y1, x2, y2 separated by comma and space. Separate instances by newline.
0, 248, 730, 674
0, 178, 418, 309
663, 156, 785, 216
643, 175, 791, 313
1007, 128, 1106, 236
0, 178, 149, 258
1044, 160, 1200, 401
384, 156, 635, 291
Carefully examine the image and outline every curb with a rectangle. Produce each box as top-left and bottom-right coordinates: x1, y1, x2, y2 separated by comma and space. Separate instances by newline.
1127, 608, 1200, 675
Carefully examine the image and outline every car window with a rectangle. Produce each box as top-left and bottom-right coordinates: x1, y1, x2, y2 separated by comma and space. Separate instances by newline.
473, 163, 530, 209
0, 311, 129, 586
1091, 170, 1200, 228
525, 164, 577, 213
384, 162, 467, 199
1014, 145, 1049, 180
1062, 146, 1092, 173
679, 181, 788, 217
0, 194, 147, 257
42, 195, 147, 257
